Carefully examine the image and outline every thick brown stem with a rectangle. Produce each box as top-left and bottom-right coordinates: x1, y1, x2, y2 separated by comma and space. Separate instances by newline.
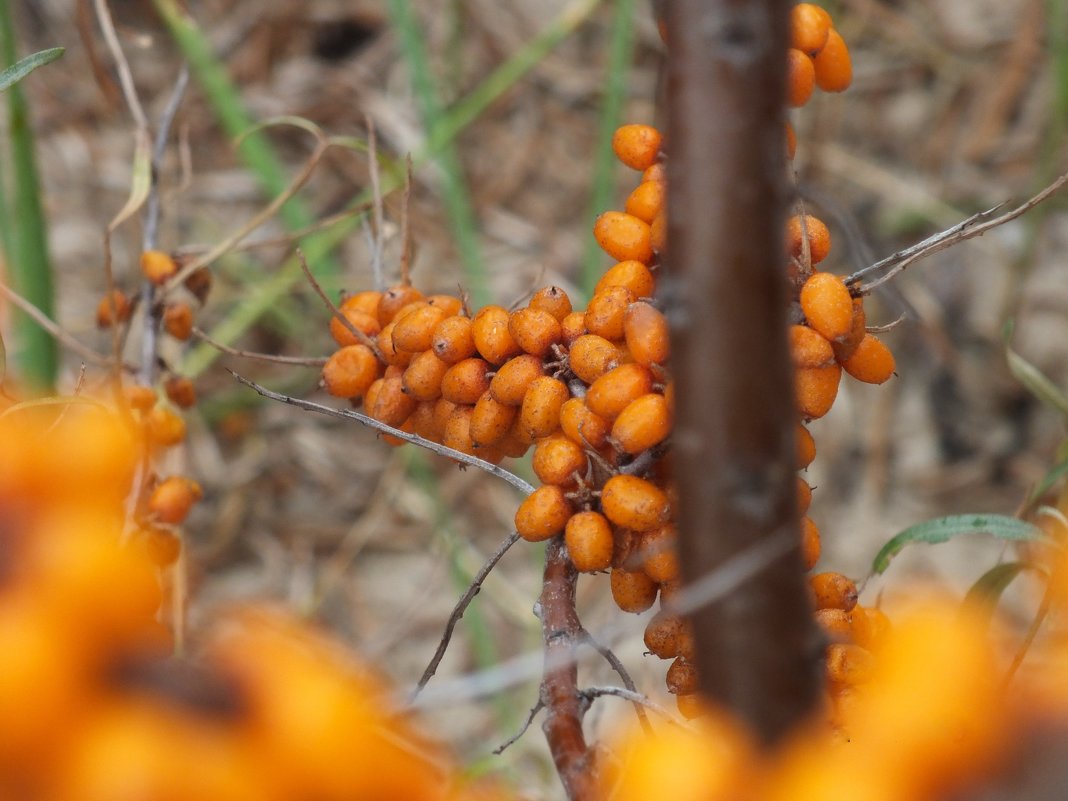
664, 0, 823, 744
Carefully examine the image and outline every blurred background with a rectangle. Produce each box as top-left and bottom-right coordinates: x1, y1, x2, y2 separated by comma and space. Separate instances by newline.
4, 0, 1067, 795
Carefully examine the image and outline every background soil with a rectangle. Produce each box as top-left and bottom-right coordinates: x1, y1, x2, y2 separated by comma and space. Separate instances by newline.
6, 0, 1068, 796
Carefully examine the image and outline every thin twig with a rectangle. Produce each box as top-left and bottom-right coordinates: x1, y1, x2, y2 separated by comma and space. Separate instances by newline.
865, 313, 907, 334
399, 155, 414, 286
92, 0, 148, 129
0, 281, 113, 367
192, 327, 328, 366
230, 371, 536, 495
296, 250, 384, 359
580, 629, 652, 734
411, 531, 522, 697
579, 686, 676, 721
493, 699, 545, 755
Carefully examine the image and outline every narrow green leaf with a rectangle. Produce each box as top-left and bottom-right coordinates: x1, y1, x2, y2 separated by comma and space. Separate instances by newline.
871, 514, 1048, 575
0, 46, 63, 92
1004, 319, 1068, 420
1023, 458, 1068, 512
107, 129, 152, 231
963, 562, 1037, 626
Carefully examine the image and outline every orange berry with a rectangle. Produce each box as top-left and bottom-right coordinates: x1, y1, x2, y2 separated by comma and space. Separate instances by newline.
95, 289, 132, 328
785, 121, 797, 160
666, 657, 699, 695
611, 124, 662, 171
497, 425, 535, 459
644, 612, 684, 659
375, 321, 412, 368
624, 301, 670, 366
135, 525, 182, 568
831, 297, 867, 362
568, 334, 620, 384
368, 374, 417, 427
600, 474, 671, 532
789, 324, 835, 368
595, 260, 656, 299
594, 211, 654, 264
611, 567, 659, 613
642, 162, 666, 184
797, 477, 813, 515
532, 434, 588, 487
795, 363, 841, 420
796, 422, 816, 469
800, 272, 853, 341
559, 397, 610, 449
488, 353, 544, 406
425, 293, 463, 316
442, 405, 478, 457
813, 27, 852, 92
376, 284, 424, 326
586, 363, 654, 422
515, 485, 573, 542
161, 302, 194, 340
148, 476, 203, 524
440, 357, 493, 406
430, 315, 476, 364
564, 511, 614, 572
529, 285, 573, 321
518, 375, 570, 439
123, 384, 158, 413
470, 391, 518, 447
676, 694, 705, 719
825, 643, 874, 685
585, 285, 634, 341
408, 401, 440, 441
850, 605, 891, 650
401, 349, 450, 401
816, 608, 855, 642
509, 307, 562, 357
338, 289, 382, 317
801, 515, 821, 570
625, 180, 666, 224
641, 523, 679, 583
560, 311, 588, 346
809, 571, 859, 612
791, 3, 833, 56
841, 334, 896, 384
432, 398, 459, 437
786, 48, 816, 107
786, 214, 832, 266
650, 209, 667, 254
163, 376, 197, 409
146, 405, 186, 448
329, 306, 381, 347
471, 305, 523, 365
183, 266, 212, 303
391, 304, 447, 353
611, 393, 672, 454
140, 249, 177, 284
323, 344, 380, 398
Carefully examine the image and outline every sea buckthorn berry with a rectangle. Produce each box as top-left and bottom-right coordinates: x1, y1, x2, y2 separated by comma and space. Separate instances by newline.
330, 305, 381, 348
392, 299, 429, 325
391, 304, 447, 353
470, 391, 518, 447
183, 266, 212, 303
564, 510, 614, 573
594, 211, 654, 264
508, 307, 562, 357
841, 334, 896, 384
666, 657, 699, 695
96, 289, 132, 328
789, 324, 835, 368
559, 397, 610, 449
425, 294, 463, 316
409, 401, 440, 441
489, 353, 544, 406
797, 477, 813, 515
376, 321, 412, 368
815, 608, 855, 642
850, 605, 891, 650
813, 27, 852, 92
810, 571, 859, 612
625, 180, 666, 224
136, 526, 182, 568
339, 289, 383, 317
826, 643, 875, 685
432, 398, 459, 437
560, 311, 588, 346
650, 209, 667, 254
791, 3, 833, 56
795, 363, 842, 420
497, 425, 534, 459
601, 474, 671, 532
442, 405, 478, 457
564, 335, 622, 390
515, 485, 573, 542
161, 302, 194, 340
641, 523, 679, 583
786, 48, 816, 107
595, 260, 656, 299
585, 285, 634, 341
644, 612, 683, 659
676, 694, 705, 720
148, 476, 202, 524
471, 305, 522, 365
518, 375, 570, 439
611, 124, 662, 172
368, 374, 417, 427
786, 214, 832, 267
323, 344, 379, 398
610, 567, 659, 613
801, 515, 821, 570
642, 162, 666, 184
147, 405, 186, 448
785, 121, 797, 160
586, 363, 654, 422
612, 393, 672, 454
163, 376, 197, 409
532, 434, 588, 487
441, 358, 492, 405
123, 384, 158, 413
796, 422, 816, 469
140, 249, 178, 284
801, 273, 853, 339
624, 302, 670, 366
431, 315, 476, 364
376, 284, 424, 326
831, 297, 867, 362
529, 286, 573, 321
401, 349, 450, 401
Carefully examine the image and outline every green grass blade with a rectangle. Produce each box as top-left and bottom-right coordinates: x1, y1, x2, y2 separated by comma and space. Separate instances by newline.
963, 561, 1038, 628
0, 46, 63, 92
0, 1, 57, 393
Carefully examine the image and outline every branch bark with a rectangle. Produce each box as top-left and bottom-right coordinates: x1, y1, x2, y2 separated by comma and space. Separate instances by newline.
664, 0, 823, 744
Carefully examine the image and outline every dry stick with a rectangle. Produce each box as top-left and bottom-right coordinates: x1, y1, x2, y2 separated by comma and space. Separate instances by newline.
230, 371, 536, 496
847, 171, 1068, 292
579, 629, 652, 734
399, 155, 414, 286
578, 686, 676, 721
412, 531, 522, 697
665, 0, 822, 745
365, 115, 386, 291
296, 250, 384, 360
0, 282, 113, 367
493, 699, 546, 755
192, 327, 328, 366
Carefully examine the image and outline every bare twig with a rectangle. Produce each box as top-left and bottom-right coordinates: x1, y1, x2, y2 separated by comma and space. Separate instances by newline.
865, 313, 907, 334
411, 531, 523, 697
493, 699, 545, 755
296, 250, 384, 359
0, 282, 113, 367
229, 371, 536, 495
579, 686, 676, 721
399, 155, 414, 286
192, 328, 328, 366
580, 629, 652, 734
92, 0, 148, 129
